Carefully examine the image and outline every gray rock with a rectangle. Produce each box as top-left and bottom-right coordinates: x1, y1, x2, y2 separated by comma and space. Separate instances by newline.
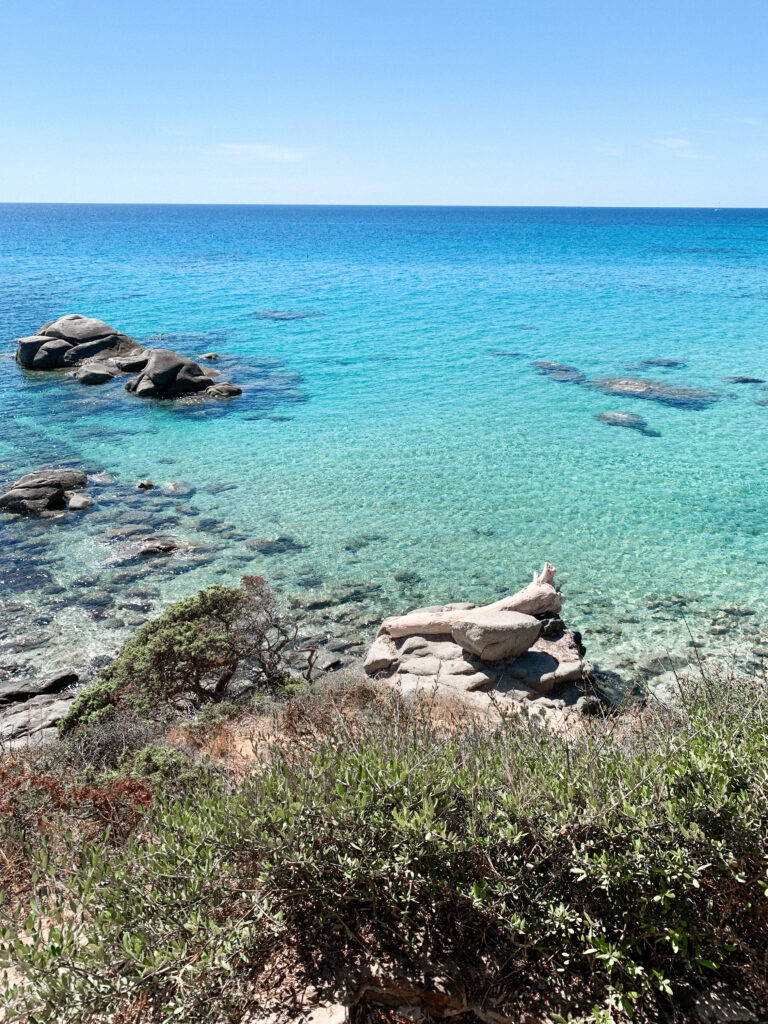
576, 694, 604, 716
137, 479, 155, 490
136, 536, 180, 556
75, 363, 116, 385
206, 382, 242, 398
0, 692, 74, 745
67, 492, 95, 511
32, 338, 74, 369
596, 410, 660, 437
16, 315, 142, 369
114, 351, 150, 372
451, 610, 541, 662
0, 468, 88, 514
0, 670, 78, 707
40, 313, 116, 343
533, 361, 586, 384
498, 650, 582, 695
16, 335, 54, 366
592, 377, 719, 410
125, 348, 213, 398
200, 352, 219, 360
638, 357, 687, 368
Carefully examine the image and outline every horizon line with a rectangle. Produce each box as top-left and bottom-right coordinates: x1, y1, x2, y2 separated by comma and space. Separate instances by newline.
1, 201, 767, 210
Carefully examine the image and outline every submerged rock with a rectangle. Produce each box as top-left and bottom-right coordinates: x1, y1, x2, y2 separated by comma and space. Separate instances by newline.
635, 357, 687, 369
532, 361, 586, 384
252, 310, 322, 322
246, 534, 309, 555
0, 468, 88, 514
724, 375, 765, 384
592, 377, 719, 409
596, 410, 660, 437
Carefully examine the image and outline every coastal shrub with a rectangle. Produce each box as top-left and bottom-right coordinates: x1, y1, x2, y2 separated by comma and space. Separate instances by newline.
59, 576, 299, 733
3, 670, 768, 1023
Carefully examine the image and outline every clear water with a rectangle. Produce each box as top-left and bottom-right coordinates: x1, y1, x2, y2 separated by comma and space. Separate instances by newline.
1, 205, 767, 684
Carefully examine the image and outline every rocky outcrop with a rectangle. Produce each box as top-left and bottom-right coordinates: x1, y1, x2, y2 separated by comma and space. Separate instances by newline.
16, 315, 142, 370
0, 468, 89, 514
0, 670, 78, 707
124, 348, 217, 398
451, 609, 541, 661
14, 315, 242, 400
364, 564, 593, 716
0, 691, 75, 749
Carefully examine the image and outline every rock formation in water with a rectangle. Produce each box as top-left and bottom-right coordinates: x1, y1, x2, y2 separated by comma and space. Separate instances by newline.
0, 468, 91, 514
15, 314, 242, 400
16, 315, 142, 369
364, 563, 595, 716
596, 410, 660, 436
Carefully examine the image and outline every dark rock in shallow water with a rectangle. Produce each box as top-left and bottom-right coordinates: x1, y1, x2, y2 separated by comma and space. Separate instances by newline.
533, 361, 586, 384
251, 310, 323, 322
724, 375, 765, 384
125, 348, 216, 398
596, 410, 660, 437
592, 377, 719, 409
16, 315, 141, 369
635, 357, 687, 369
206, 382, 242, 398
0, 468, 88, 514
246, 535, 308, 555
74, 363, 117, 385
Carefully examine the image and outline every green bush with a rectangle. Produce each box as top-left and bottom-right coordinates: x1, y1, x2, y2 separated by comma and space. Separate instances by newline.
3, 671, 768, 1023
60, 576, 298, 734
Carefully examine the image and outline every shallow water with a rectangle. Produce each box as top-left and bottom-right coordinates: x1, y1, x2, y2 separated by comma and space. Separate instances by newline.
1, 205, 767, 684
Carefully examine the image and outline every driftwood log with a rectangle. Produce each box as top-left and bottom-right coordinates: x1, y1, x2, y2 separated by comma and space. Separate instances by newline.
379, 563, 564, 639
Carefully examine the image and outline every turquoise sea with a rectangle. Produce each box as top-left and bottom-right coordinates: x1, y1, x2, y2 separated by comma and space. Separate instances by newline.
1, 205, 767, 685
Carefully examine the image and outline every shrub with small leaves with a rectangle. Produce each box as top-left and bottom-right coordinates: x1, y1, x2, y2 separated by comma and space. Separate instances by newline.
59, 576, 298, 733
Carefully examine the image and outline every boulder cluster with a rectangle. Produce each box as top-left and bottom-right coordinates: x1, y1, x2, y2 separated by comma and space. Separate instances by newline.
0, 468, 92, 515
15, 314, 242, 400
364, 564, 597, 717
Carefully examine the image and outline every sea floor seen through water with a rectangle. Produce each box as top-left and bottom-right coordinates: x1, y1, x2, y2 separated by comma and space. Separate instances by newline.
1, 205, 768, 689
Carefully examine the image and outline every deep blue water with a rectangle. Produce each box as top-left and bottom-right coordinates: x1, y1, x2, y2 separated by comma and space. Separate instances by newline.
1, 205, 767, 682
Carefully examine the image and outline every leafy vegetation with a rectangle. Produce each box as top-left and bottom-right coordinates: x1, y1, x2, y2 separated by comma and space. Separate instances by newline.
59, 576, 299, 733
2, 667, 767, 1023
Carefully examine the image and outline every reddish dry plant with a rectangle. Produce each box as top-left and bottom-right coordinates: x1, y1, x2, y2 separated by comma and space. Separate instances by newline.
0, 761, 153, 833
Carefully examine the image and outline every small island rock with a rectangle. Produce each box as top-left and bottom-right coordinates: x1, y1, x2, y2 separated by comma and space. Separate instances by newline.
0, 468, 88, 514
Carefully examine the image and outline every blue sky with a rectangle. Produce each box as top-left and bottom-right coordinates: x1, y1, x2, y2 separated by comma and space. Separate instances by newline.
1, 0, 766, 205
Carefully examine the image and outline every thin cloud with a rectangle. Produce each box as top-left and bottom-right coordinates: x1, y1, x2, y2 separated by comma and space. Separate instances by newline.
219, 143, 306, 162
738, 116, 762, 126
654, 137, 690, 149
